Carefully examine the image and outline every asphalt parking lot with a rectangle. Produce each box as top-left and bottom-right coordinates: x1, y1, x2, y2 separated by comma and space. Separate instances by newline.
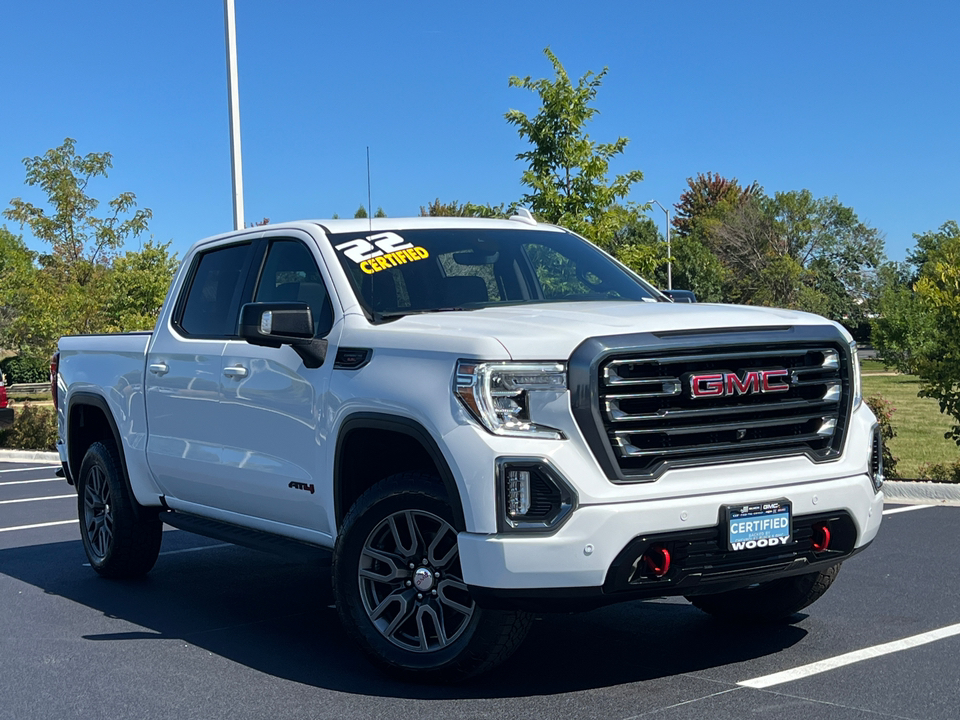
2, 459, 958, 720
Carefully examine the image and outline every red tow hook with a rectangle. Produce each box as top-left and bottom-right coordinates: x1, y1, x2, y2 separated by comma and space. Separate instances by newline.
643, 544, 671, 577
812, 523, 832, 552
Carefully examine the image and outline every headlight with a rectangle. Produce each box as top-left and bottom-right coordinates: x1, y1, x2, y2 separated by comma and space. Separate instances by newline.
455, 361, 567, 439
850, 341, 862, 411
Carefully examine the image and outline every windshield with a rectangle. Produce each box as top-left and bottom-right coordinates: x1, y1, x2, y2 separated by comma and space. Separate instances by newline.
327, 227, 662, 319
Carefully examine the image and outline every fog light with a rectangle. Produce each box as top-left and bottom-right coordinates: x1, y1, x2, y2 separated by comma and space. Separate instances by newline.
497, 459, 577, 532
506, 470, 531, 518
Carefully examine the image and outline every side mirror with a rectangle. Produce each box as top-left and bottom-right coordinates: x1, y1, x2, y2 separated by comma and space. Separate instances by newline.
239, 302, 327, 368
662, 289, 697, 303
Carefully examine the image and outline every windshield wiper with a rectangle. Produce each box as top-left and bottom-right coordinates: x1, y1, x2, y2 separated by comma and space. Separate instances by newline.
372, 307, 480, 323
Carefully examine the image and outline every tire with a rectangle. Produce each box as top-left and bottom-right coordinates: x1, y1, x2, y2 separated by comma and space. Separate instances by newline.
333, 473, 532, 682
77, 441, 162, 579
687, 563, 842, 623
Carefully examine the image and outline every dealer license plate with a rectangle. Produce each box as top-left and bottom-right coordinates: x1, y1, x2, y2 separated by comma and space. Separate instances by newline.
725, 500, 792, 551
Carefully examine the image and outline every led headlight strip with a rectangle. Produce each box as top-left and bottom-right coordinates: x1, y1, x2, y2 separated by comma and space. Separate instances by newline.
455, 361, 567, 439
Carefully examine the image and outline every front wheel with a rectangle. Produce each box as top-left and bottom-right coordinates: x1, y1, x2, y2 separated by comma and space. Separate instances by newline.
332, 474, 531, 682
686, 563, 842, 623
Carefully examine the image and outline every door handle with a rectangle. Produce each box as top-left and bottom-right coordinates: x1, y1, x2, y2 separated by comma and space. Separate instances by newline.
148, 362, 169, 376
223, 365, 248, 379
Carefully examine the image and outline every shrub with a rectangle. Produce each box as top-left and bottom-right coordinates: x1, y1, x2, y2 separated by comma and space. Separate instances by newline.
865, 394, 900, 479
0, 402, 57, 451
916, 460, 960, 484
0, 355, 50, 384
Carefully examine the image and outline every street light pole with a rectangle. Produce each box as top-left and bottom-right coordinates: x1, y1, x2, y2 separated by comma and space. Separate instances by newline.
224, 0, 245, 230
650, 199, 671, 290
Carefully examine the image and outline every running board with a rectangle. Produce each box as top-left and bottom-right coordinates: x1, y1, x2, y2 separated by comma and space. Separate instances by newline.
161, 510, 332, 566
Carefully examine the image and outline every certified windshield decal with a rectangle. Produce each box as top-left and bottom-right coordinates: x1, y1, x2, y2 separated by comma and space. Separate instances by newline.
334, 232, 430, 275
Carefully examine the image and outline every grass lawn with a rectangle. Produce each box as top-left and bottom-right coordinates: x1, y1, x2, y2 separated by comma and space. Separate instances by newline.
862, 373, 960, 478
860, 358, 893, 374
9, 392, 53, 404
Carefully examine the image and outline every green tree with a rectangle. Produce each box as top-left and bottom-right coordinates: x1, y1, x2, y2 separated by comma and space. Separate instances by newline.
4, 138, 151, 286
103, 241, 179, 331
871, 261, 935, 373
910, 221, 960, 445
0, 227, 42, 352
609, 214, 668, 282
771, 190, 884, 327
419, 199, 507, 218
354, 205, 368, 219
505, 48, 643, 249
669, 173, 760, 302
2, 139, 172, 357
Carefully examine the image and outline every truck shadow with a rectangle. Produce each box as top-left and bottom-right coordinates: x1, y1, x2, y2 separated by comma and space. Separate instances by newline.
0, 533, 808, 699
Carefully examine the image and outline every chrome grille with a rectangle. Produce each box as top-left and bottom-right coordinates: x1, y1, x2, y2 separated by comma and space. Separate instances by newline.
597, 345, 849, 477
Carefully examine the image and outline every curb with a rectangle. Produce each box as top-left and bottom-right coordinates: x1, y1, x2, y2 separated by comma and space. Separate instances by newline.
883, 480, 960, 506
0, 449, 60, 464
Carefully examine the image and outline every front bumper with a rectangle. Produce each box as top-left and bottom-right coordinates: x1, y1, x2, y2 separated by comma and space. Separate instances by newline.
458, 472, 883, 610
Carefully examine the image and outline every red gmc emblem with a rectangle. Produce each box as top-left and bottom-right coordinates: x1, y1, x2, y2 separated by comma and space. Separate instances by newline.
688, 369, 790, 398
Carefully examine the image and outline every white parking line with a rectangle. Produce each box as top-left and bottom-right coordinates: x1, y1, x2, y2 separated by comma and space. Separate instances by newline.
0, 494, 75, 505
738, 622, 960, 689
0, 519, 76, 533
883, 505, 935, 516
0, 478, 61, 486
0, 466, 60, 474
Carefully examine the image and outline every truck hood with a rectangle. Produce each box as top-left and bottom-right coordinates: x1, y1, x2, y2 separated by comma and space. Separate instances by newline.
382, 301, 845, 360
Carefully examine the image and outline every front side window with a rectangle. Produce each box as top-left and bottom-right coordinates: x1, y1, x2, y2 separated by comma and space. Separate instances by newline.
178, 243, 251, 337
254, 240, 333, 336
328, 228, 660, 319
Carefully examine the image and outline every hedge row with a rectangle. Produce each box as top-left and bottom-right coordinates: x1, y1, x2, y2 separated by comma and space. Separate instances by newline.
0, 355, 50, 385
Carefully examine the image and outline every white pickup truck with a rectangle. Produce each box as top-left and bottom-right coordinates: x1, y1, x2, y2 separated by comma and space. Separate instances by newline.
54, 214, 884, 681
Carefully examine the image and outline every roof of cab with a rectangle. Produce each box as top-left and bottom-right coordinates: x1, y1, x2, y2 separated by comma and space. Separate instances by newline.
186, 214, 565, 255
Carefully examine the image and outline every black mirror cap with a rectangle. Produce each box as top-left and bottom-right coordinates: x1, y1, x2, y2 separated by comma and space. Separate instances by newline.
239, 302, 314, 347
238, 302, 327, 368
662, 289, 697, 303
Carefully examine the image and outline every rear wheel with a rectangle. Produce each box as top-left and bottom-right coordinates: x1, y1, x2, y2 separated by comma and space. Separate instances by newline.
333, 473, 531, 682
78, 441, 162, 578
687, 564, 842, 622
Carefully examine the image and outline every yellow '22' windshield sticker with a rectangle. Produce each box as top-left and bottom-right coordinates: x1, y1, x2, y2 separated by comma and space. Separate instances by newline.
334, 232, 430, 275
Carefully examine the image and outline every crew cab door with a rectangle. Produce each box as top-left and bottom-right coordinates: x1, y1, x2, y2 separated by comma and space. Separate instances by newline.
216, 235, 339, 534
145, 239, 256, 502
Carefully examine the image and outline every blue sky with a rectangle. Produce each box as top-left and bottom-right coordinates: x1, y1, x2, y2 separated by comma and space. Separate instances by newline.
1, 1, 957, 264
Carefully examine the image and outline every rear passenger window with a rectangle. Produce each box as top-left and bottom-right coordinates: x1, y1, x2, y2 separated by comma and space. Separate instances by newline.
178, 243, 251, 337
255, 240, 333, 337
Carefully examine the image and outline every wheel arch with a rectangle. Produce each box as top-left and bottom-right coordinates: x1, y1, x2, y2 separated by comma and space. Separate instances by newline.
334, 413, 465, 533
66, 392, 141, 515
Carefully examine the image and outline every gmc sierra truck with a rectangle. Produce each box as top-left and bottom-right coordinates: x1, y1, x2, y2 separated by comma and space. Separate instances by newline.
54, 213, 884, 681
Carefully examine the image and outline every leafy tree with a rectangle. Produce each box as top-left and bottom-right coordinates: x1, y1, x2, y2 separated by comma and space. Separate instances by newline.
505, 48, 643, 249
104, 241, 179, 331
0, 227, 42, 353
669, 173, 760, 302
419, 199, 507, 218
668, 236, 727, 303
2, 139, 174, 357
903, 221, 960, 445
4, 138, 151, 286
609, 214, 668, 282
354, 205, 368, 219
374, 207, 387, 218
672, 172, 761, 244
871, 261, 935, 373
770, 190, 884, 326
